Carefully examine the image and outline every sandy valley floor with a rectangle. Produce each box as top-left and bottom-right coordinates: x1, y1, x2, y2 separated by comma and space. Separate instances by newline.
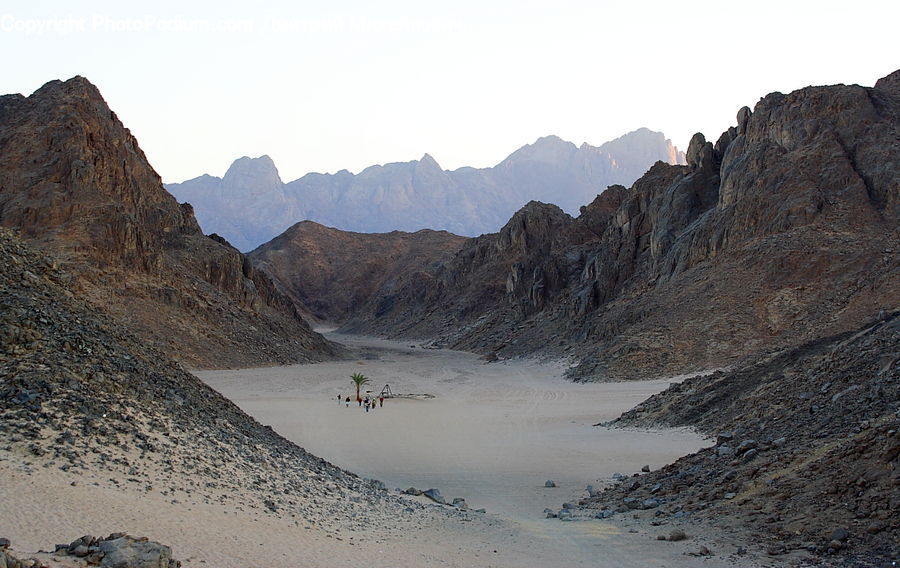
2, 334, 774, 567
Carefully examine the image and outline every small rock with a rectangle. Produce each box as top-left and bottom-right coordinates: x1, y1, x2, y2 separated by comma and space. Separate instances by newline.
668, 529, 687, 542
626, 480, 640, 492
724, 492, 736, 500
641, 464, 650, 473
829, 528, 849, 542
642, 498, 660, 509
767, 544, 786, 555
544, 508, 557, 518
0, 538, 9, 549
716, 431, 734, 444
716, 445, 734, 457
828, 540, 843, 551
866, 521, 886, 534
544, 480, 556, 488
657, 534, 667, 541
649, 483, 662, 494
741, 449, 758, 463
422, 488, 445, 504
403, 487, 422, 496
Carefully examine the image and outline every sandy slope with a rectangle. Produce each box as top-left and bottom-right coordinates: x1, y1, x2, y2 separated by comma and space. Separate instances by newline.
1, 334, 768, 567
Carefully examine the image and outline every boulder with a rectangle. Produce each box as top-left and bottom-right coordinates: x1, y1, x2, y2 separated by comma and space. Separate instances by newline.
422, 488, 445, 504
98, 536, 175, 568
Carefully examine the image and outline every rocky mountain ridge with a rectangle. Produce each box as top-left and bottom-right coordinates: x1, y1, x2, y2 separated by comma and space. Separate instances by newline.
0, 77, 338, 368
167, 128, 685, 251
580, 312, 899, 565
248, 221, 467, 323
330, 71, 899, 380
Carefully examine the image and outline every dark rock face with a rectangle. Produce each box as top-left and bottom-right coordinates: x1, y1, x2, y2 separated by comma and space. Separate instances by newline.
338, 71, 899, 380
586, 314, 900, 565
0, 77, 338, 368
167, 129, 685, 251
248, 221, 466, 323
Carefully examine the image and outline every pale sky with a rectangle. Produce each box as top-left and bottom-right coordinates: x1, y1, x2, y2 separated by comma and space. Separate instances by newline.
1, 0, 897, 183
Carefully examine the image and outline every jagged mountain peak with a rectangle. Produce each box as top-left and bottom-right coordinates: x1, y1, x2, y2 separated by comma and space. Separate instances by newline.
31, 75, 104, 103
503, 135, 579, 164
223, 154, 283, 186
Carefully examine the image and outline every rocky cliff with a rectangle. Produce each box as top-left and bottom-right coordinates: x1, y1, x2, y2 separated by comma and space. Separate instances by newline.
338, 71, 899, 380
248, 221, 467, 323
0, 77, 338, 368
167, 128, 685, 251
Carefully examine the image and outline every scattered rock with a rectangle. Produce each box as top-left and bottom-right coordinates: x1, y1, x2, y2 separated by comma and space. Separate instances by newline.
544, 480, 556, 488
829, 528, 849, 542
422, 488, 445, 504
766, 544, 786, 556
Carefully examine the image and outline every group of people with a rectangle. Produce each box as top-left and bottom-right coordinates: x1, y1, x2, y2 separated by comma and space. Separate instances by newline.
338, 394, 384, 412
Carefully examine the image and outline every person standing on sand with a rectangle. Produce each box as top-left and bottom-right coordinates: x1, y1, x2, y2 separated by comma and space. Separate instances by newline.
379, 396, 384, 407
365, 400, 370, 413
345, 396, 350, 408
337, 394, 342, 404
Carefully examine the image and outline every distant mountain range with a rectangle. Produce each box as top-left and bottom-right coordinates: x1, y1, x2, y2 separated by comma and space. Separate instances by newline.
166, 129, 685, 251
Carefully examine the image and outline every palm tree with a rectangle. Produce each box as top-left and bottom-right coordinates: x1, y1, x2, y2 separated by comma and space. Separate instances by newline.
350, 372, 369, 403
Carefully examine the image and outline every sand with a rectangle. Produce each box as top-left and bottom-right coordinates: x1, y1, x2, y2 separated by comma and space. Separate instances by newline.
2, 334, 762, 567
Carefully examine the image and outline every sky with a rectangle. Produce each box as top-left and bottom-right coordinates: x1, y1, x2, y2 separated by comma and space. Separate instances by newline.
1, 1, 897, 183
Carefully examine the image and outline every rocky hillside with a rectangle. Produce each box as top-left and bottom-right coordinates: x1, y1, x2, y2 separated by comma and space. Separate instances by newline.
248, 221, 467, 323
0, 227, 414, 535
340, 70, 899, 380
0, 77, 338, 368
167, 129, 684, 251
579, 312, 899, 566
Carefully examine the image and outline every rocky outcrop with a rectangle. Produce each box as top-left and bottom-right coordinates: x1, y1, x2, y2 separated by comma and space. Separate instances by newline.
0, 77, 338, 368
248, 221, 467, 322
339, 71, 899, 380
167, 128, 685, 250
583, 313, 899, 565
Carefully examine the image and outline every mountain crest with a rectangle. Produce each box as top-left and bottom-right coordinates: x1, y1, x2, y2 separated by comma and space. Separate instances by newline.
167, 129, 686, 250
